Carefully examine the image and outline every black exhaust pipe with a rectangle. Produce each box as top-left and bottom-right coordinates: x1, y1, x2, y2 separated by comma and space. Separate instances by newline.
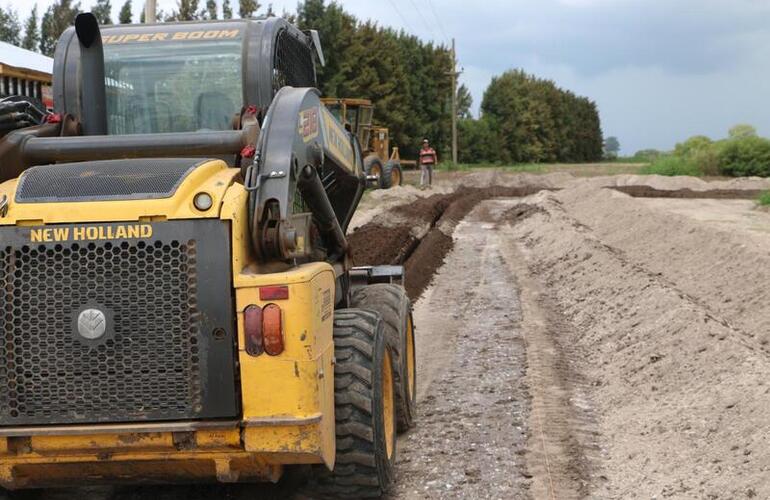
21, 130, 252, 163
74, 13, 107, 136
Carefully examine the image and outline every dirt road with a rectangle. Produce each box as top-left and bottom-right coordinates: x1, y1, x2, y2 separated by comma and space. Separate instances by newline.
390, 201, 531, 499
390, 198, 602, 499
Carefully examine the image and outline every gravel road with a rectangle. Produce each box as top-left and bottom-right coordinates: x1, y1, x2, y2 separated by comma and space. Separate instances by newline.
389, 201, 531, 499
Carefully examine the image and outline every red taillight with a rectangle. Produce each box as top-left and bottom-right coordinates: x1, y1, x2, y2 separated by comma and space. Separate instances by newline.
244, 305, 263, 356
262, 304, 284, 356
259, 285, 289, 301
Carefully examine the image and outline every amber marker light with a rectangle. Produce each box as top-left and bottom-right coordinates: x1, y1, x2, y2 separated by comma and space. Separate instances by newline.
262, 304, 284, 356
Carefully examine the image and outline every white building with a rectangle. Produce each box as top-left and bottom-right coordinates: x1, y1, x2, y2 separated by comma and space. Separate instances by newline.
0, 42, 54, 108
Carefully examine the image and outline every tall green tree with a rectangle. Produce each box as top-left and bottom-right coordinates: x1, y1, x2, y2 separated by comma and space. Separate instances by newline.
40, 0, 81, 56
457, 83, 472, 119
0, 7, 22, 46
118, 0, 132, 23
458, 116, 500, 164
239, 0, 260, 18
91, 0, 113, 24
21, 5, 40, 51
222, 0, 233, 18
728, 124, 757, 139
205, 0, 218, 19
167, 0, 201, 21
604, 136, 620, 159
481, 69, 602, 163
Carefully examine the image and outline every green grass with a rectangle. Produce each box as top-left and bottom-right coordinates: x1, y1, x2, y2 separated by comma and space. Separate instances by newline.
603, 156, 650, 164
758, 191, 770, 206
436, 161, 547, 173
499, 163, 548, 173
639, 156, 704, 177
435, 162, 474, 171
434, 161, 648, 176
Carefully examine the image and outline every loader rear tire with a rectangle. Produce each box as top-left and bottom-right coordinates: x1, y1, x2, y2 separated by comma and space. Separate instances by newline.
314, 309, 397, 498
364, 156, 384, 189
351, 284, 416, 432
380, 161, 402, 189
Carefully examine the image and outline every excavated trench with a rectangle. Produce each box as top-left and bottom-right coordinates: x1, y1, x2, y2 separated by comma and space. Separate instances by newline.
612, 185, 767, 199
347, 182, 767, 301
348, 186, 551, 300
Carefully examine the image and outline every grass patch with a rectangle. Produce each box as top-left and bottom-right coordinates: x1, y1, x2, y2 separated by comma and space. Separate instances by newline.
436, 162, 473, 171
437, 162, 547, 173
604, 156, 650, 164
639, 156, 704, 176
758, 191, 770, 206
499, 163, 547, 173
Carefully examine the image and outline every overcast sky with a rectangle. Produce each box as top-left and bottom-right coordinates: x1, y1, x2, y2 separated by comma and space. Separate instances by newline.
5, 0, 770, 154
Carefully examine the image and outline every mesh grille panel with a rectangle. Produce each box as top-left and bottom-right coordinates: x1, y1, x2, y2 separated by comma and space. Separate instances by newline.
273, 29, 315, 93
15, 159, 204, 203
0, 238, 203, 425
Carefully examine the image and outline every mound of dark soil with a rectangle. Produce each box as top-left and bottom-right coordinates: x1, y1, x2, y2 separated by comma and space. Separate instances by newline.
349, 185, 550, 299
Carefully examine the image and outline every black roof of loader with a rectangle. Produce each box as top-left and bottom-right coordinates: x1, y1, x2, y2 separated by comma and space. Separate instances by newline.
52, 18, 321, 132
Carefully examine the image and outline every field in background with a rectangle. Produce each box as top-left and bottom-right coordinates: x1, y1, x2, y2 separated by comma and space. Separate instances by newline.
400, 162, 648, 186
435, 161, 646, 175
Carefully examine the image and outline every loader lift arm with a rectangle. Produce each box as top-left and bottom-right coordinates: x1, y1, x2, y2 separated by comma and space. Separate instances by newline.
245, 87, 365, 264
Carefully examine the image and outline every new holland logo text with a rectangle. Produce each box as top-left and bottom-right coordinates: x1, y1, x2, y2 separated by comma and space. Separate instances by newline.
29, 224, 153, 243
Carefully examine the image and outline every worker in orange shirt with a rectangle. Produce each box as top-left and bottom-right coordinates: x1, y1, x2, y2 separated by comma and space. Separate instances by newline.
419, 139, 437, 189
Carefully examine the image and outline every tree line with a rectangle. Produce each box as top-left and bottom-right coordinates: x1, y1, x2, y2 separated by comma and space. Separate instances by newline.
294, 3, 603, 163
640, 124, 770, 177
460, 70, 603, 164
0, 0, 603, 164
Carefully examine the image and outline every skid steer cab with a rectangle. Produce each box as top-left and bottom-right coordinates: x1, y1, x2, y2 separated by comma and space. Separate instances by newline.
0, 13, 416, 498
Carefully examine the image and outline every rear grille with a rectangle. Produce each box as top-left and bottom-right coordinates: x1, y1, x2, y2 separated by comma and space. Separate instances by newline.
0, 221, 238, 426
273, 29, 316, 93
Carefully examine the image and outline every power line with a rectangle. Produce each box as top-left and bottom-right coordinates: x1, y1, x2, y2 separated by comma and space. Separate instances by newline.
405, 0, 436, 38
384, 0, 417, 34
425, 0, 450, 44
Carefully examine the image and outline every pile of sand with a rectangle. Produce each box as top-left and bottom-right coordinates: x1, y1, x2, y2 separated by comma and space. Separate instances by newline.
506, 186, 770, 498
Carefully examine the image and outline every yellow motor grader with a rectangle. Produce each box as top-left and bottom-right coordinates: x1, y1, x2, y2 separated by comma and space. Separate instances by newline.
0, 14, 416, 498
321, 98, 403, 189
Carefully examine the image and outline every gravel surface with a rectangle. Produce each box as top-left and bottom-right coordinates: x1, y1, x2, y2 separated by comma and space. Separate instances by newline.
390, 202, 531, 499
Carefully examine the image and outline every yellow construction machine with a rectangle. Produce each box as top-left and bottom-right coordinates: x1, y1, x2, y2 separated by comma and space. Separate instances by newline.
0, 14, 416, 498
321, 98, 403, 189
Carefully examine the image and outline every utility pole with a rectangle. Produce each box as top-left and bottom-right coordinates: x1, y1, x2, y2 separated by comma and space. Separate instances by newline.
145, 0, 157, 24
450, 38, 458, 164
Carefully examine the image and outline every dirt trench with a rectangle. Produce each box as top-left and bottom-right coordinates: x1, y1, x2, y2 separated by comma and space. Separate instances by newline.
348, 185, 549, 300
